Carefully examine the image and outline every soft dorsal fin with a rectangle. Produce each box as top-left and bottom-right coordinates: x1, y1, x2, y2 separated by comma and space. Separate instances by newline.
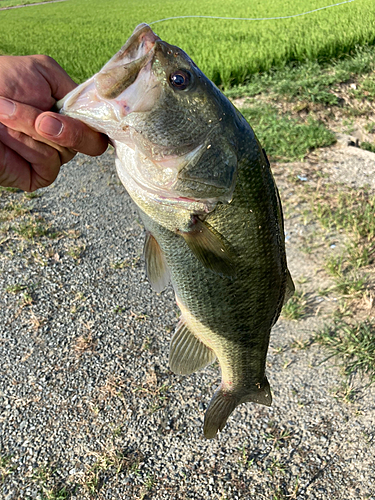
283, 269, 295, 305
169, 317, 216, 375
143, 232, 170, 292
179, 218, 235, 277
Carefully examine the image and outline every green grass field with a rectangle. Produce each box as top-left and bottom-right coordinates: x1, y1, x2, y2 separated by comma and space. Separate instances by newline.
0, 0, 375, 87
0, 0, 53, 8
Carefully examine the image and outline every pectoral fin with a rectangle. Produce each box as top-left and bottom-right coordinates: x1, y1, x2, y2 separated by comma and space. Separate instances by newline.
143, 232, 170, 292
179, 218, 235, 277
169, 317, 216, 375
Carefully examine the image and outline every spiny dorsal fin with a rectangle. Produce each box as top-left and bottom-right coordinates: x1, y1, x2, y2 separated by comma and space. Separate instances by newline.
179, 218, 235, 277
143, 232, 170, 292
169, 318, 216, 375
283, 269, 295, 305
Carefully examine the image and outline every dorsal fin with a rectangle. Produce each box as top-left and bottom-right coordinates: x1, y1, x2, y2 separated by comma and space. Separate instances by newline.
179, 218, 235, 277
169, 317, 216, 375
143, 232, 170, 292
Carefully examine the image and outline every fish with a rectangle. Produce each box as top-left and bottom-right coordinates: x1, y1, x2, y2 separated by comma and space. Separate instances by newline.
57, 23, 294, 439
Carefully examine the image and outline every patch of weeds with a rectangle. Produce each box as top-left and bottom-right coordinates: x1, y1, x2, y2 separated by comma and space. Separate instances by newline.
290, 338, 312, 350
67, 244, 86, 260
79, 448, 142, 496
264, 424, 292, 448
110, 256, 140, 270
20, 291, 33, 306
13, 216, 57, 240
40, 485, 74, 500
110, 260, 130, 269
361, 141, 375, 153
0, 455, 17, 483
301, 185, 374, 306
24, 191, 41, 199
333, 381, 359, 404
281, 291, 307, 320
0, 186, 21, 193
351, 74, 375, 102
324, 253, 368, 298
310, 187, 375, 241
0, 199, 30, 223
139, 474, 155, 499
313, 320, 375, 382
99, 375, 127, 402
332, 300, 353, 320
238, 442, 255, 468
364, 122, 375, 134
240, 104, 336, 161
6, 283, 28, 293
113, 305, 127, 314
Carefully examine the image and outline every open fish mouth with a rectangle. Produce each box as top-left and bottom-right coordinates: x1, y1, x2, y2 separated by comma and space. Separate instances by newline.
56, 24, 161, 135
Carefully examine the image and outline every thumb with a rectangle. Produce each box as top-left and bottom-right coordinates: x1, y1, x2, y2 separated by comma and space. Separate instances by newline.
36, 112, 108, 157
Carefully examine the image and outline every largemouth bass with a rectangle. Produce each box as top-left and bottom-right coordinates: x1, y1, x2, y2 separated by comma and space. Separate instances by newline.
58, 24, 294, 439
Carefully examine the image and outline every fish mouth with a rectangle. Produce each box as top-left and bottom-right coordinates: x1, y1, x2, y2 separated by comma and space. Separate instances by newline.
57, 24, 161, 132
94, 23, 160, 100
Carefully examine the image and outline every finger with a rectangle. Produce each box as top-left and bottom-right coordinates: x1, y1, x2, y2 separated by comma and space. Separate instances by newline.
0, 138, 31, 191
0, 125, 68, 191
0, 122, 73, 187
36, 112, 108, 157
0, 129, 59, 192
0, 97, 76, 164
32, 54, 78, 100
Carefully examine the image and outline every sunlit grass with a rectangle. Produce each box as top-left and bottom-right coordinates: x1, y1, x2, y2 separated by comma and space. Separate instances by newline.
1, 0, 375, 87
314, 321, 375, 382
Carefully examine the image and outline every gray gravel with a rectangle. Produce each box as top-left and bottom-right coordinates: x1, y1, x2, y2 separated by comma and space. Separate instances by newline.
0, 145, 374, 499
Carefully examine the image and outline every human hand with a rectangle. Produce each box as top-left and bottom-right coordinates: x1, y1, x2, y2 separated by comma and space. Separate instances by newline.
0, 55, 108, 191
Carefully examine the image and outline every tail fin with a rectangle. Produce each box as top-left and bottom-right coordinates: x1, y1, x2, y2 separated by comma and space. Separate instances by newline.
203, 378, 272, 439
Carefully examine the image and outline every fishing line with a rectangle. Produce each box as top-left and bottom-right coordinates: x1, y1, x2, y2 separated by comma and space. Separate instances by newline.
148, 0, 355, 25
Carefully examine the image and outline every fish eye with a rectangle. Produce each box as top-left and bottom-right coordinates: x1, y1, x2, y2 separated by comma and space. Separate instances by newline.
169, 70, 191, 90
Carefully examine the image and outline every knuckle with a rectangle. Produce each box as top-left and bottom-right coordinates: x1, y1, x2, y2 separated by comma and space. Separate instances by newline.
33, 54, 57, 68
68, 124, 85, 151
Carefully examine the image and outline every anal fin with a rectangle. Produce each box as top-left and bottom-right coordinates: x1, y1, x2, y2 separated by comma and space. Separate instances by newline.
169, 317, 216, 375
143, 232, 170, 292
179, 218, 235, 277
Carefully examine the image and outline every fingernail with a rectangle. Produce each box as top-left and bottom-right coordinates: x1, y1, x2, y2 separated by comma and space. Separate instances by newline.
0, 97, 16, 118
38, 115, 64, 137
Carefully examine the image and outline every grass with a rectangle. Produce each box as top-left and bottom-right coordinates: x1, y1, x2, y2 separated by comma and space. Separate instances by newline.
281, 291, 307, 320
240, 104, 336, 160
314, 320, 375, 382
311, 188, 375, 240
226, 45, 375, 101
300, 185, 374, 293
1, 0, 375, 87
0, 455, 17, 483
288, 181, 375, 382
361, 141, 375, 153
0, 0, 53, 7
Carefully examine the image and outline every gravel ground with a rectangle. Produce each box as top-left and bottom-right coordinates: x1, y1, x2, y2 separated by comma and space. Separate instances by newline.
0, 145, 374, 499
